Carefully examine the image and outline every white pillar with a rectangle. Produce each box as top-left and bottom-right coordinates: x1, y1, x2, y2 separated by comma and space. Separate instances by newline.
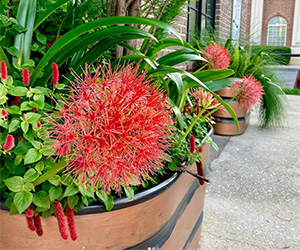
249, 0, 264, 45
291, 0, 300, 64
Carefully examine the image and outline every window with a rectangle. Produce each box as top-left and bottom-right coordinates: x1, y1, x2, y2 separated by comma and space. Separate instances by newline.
267, 16, 287, 46
187, 0, 215, 43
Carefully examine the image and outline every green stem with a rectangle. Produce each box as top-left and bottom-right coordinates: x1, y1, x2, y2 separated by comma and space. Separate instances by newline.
177, 108, 205, 148
33, 158, 66, 187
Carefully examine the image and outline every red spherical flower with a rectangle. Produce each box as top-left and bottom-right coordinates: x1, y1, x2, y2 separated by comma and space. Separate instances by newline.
52, 63, 59, 85
231, 75, 264, 109
1, 60, 7, 80
198, 146, 203, 153
2, 134, 14, 151
46, 65, 173, 193
1, 108, 8, 117
22, 68, 30, 86
203, 44, 231, 69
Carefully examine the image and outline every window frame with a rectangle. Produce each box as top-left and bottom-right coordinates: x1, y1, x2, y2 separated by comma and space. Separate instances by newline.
267, 16, 287, 46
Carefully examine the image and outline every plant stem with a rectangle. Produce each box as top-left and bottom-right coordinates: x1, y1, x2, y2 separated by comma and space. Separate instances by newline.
33, 158, 66, 187
177, 108, 205, 148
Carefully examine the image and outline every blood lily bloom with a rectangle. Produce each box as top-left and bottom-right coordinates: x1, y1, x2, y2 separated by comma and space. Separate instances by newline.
203, 44, 231, 69
190, 88, 223, 110
46, 65, 173, 193
231, 75, 264, 109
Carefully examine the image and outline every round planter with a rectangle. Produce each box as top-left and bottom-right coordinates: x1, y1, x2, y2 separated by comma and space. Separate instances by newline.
213, 87, 249, 135
0, 144, 211, 250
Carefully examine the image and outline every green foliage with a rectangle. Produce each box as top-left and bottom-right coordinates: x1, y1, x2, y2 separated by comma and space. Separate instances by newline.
282, 88, 300, 95
251, 45, 292, 65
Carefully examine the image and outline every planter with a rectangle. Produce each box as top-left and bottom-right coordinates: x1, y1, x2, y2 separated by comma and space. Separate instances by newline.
0, 145, 211, 250
213, 87, 249, 135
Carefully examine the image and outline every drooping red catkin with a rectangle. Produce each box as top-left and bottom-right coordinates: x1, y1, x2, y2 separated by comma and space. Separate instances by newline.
53, 201, 69, 240
196, 161, 205, 185
189, 135, 196, 153
52, 63, 59, 85
1, 108, 8, 117
2, 134, 14, 151
22, 68, 30, 86
1, 60, 7, 80
66, 205, 78, 241
11, 96, 21, 106
26, 216, 36, 232
26, 204, 34, 218
33, 215, 43, 236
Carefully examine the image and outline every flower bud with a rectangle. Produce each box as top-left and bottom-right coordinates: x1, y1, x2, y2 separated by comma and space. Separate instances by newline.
1, 61, 7, 80
52, 63, 59, 86
22, 68, 30, 86
1, 109, 8, 117
2, 134, 14, 151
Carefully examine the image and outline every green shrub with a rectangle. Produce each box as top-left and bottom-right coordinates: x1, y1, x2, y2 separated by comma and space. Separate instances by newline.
282, 88, 300, 95
251, 46, 291, 65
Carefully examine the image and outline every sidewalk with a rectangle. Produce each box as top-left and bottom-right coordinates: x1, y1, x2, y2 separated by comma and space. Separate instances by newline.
199, 95, 300, 250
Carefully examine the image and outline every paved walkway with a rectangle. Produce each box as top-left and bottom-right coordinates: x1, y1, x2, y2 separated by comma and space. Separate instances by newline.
199, 95, 300, 250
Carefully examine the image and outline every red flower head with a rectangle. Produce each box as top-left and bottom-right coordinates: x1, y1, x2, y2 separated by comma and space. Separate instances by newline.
46, 65, 173, 193
11, 96, 21, 106
52, 63, 59, 85
190, 88, 223, 110
231, 75, 264, 109
22, 68, 30, 86
1, 60, 7, 80
2, 134, 14, 151
203, 44, 231, 69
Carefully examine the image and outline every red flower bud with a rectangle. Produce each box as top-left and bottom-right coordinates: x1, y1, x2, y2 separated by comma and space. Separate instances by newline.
66, 205, 78, 241
198, 146, 203, 153
37, 120, 42, 129
2, 134, 14, 151
31, 107, 37, 113
196, 161, 205, 185
22, 68, 30, 86
18, 136, 23, 142
52, 63, 59, 86
53, 201, 69, 240
26, 216, 36, 232
189, 135, 196, 153
1, 61, 7, 80
1, 108, 8, 117
33, 214, 43, 236
26, 204, 34, 218
11, 96, 21, 106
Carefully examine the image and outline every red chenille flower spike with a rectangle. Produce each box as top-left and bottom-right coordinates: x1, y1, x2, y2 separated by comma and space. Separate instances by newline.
66, 205, 78, 241
11, 96, 21, 106
53, 201, 69, 240
33, 215, 43, 236
1, 60, 7, 80
189, 135, 196, 153
198, 146, 203, 153
52, 63, 59, 85
26, 204, 34, 218
1, 108, 8, 117
196, 161, 205, 185
22, 68, 30, 86
2, 134, 14, 151
26, 216, 36, 232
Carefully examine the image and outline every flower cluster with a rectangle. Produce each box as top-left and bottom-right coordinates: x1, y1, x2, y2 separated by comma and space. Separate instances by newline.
231, 75, 264, 109
203, 44, 231, 69
46, 66, 173, 193
189, 88, 223, 110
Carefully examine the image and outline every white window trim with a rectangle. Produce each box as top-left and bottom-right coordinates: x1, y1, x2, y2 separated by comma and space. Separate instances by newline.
267, 17, 287, 46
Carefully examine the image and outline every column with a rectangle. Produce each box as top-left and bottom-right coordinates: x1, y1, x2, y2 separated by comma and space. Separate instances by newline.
249, 0, 264, 45
291, 0, 300, 64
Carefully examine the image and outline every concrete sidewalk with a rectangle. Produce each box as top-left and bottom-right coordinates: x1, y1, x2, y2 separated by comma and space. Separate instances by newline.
199, 95, 300, 250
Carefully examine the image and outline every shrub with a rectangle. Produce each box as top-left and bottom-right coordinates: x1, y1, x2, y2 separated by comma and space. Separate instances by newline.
250, 46, 292, 65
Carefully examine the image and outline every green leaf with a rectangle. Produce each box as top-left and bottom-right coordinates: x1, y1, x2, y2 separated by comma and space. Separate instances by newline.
14, 191, 33, 214
64, 184, 78, 197
14, 154, 23, 165
15, 139, 32, 154
21, 121, 29, 133
24, 148, 42, 165
0, 96, 8, 105
8, 87, 28, 96
35, 161, 44, 172
4, 176, 23, 192
6, 105, 21, 115
0, 83, 7, 96
20, 101, 32, 111
105, 195, 114, 211
9, 202, 19, 215
23, 182, 35, 192
31, 140, 41, 150
67, 195, 79, 209
6, 46, 19, 57
24, 112, 41, 123
36, 33, 47, 45
8, 119, 20, 133
49, 186, 63, 201
48, 175, 61, 186
12, 24, 27, 33
123, 186, 134, 200
33, 190, 50, 209
24, 169, 39, 182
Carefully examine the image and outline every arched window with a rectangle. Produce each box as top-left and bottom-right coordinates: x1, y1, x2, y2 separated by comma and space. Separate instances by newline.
267, 16, 287, 46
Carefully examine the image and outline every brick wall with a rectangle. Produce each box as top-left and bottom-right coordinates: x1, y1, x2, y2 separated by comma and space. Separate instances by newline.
239, 0, 250, 44
215, 0, 233, 45
261, 0, 296, 46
